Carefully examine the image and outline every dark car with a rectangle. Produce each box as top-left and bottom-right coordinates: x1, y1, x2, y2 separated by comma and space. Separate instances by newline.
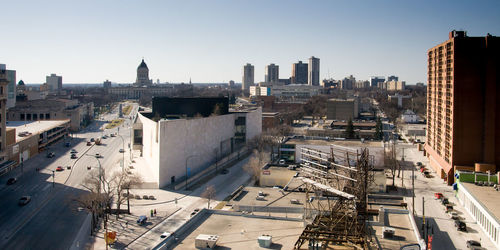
90, 138, 95, 142
7, 177, 17, 185
441, 197, 449, 205
466, 240, 481, 248
47, 152, 55, 158
137, 215, 147, 225
455, 220, 467, 231
65, 142, 71, 147
71, 154, 78, 159
19, 196, 31, 206
221, 169, 229, 175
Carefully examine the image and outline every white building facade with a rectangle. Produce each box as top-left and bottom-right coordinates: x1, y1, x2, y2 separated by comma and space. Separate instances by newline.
133, 107, 262, 188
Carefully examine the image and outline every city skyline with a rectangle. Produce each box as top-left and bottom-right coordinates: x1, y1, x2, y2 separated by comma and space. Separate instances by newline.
2, 0, 500, 84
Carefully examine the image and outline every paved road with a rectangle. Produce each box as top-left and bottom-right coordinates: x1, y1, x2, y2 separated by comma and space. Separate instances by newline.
396, 143, 496, 250
0, 102, 137, 249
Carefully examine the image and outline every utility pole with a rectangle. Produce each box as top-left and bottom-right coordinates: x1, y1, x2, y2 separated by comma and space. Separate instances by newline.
422, 197, 426, 245
52, 170, 55, 187
412, 163, 415, 215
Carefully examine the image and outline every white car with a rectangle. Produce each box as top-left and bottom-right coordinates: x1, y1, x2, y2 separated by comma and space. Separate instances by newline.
160, 232, 171, 238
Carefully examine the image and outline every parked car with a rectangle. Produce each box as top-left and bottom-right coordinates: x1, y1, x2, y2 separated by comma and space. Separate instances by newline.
71, 154, 77, 159
455, 220, 467, 231
110, 134, 116, 137
119, 149, 125, 153
445, 204, 454, 213
65, 142, 71, 147
148, 195, 155, 200
95, 153, 102, 158
7, 177, 17, 185
70, 149, 77, 154
135, 194, 141, 199
279, 159, 286, 164
441, 197, 449, 205
87, 141, 92, 146
449, 211, 459, 220
66, 166, 71, 170
143, 195, 149, 200
137, 215, 147, 225
417, 162, 422, 166
434, 193, 443, 199
47, 152, 55, 158
466, 240, 481, 249
160, 232, 170, 238
19, 196, 31, 206
56, 166, 64, 171
90, 138, 95, 142
220, 169, 229, 175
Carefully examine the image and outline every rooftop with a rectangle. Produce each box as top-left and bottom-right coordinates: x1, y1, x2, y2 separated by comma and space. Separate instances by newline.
173, 212, 303, 250
7, 120, 70, 142
285, 138, 383, 148
461, 182, 500, 224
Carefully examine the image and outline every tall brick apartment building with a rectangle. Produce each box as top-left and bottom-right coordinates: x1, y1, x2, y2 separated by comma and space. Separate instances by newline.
425, 30, 500, 185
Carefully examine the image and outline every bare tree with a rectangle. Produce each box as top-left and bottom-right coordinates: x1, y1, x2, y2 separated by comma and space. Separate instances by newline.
243, 150, 270, 185
201, 185, 216, 209
111, 171, 143, 219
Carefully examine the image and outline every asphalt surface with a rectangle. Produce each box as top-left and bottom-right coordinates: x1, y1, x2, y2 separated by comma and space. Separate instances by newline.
0, 103, 137, 249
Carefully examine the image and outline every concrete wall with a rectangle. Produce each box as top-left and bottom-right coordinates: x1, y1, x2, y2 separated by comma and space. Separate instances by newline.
158, 114, 236, 188
138, 113, 160, 183
244, 107, 262, 141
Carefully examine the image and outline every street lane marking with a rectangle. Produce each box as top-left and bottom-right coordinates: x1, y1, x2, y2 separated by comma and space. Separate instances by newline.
42, 184, 51, 192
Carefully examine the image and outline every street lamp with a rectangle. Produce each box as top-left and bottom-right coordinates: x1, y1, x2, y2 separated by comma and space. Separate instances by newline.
185, 155, 199, 190
85, 154, 103, 194
116, 134, 125, 172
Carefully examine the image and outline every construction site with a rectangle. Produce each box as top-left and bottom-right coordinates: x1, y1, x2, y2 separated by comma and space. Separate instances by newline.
293, 145, 374, 249
170, 144, 418, 249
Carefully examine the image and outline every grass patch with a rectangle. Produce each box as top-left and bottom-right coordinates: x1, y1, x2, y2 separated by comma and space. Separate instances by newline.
123, 105, 132, 116
213, 201, 227, 210
105, 119, 124, 129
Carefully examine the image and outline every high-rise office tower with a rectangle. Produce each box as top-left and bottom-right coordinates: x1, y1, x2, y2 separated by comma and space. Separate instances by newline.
46, 73, 62, 92
242, 63, 254, 91
387, 75, 398, 82
308, 56, 320, 86
265, 64, 279, 83
370, 76, 385, 88
426, 30, 500, 185
292, 61, 308, 84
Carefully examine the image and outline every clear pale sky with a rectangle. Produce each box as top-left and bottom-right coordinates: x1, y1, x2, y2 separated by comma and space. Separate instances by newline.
2, 0, 500, 84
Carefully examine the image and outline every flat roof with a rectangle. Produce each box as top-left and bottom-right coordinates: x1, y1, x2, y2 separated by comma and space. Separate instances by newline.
173, 212, 303, 250
7, 120, 70, 142
285, 138, 383, 147
229, 186, 306, 208
461, 182, 500, 224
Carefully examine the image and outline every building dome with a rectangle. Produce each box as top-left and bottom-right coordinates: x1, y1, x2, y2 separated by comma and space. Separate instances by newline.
18, 80, 25, 85
137, 59, 148, 70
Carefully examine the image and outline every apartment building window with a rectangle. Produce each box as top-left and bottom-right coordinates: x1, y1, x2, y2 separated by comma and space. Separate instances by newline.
20, 114, 25, 120
33, 114, 37, 120
27, 114, 31, 120
46, 113, 50, 119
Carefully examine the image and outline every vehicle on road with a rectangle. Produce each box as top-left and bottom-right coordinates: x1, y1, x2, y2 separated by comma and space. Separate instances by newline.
66, 166, 71, 169
190, 211, 197, 216
56, 166, 64, 171
119, 149, 125, 153
441, 197, 449, 205
449, 211, 459, 220
466, 240, 481, 249
455, 220, 467, 231
137, 215, 147, 225
110, 134, 116, 137
148, 195, 155, 200
160, 232, 170, 238
70, 149, 77, 154
90, 138, 95, 142
71, 154, 78, 159
65, 142, 71, 147
445, 204, 454, 213
417, 162, 422, 166
7, 177, 17, 185
47, 152, 55, 158
143, 195, 149, 200
220, 169, 229, 175
279, 159, 286, 165
95, 139, 102, 145
19, 196, 31, 206
87, 141, 92, 146
95, 153, 102, 158
434, 193, 443, 199
194, 208, 200, 212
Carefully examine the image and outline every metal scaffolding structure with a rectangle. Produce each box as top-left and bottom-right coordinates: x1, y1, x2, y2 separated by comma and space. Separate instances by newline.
294, 145, 374, 249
